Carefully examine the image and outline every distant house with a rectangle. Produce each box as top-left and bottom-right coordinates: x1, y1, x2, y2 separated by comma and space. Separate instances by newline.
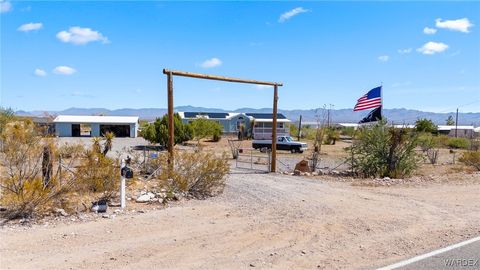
437, 125, 475, 138
53, 115, 139, 138
178, 112, 290, 140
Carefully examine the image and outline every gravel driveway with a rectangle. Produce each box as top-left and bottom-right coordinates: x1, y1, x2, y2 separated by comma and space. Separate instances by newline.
1, 173, 479, 269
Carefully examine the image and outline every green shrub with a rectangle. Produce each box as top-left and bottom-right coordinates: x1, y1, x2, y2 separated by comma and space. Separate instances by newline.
142, 113, 193, 146
346, 120, 419, 178
415, 118, 438, 134
340, 127, 356, 138
433, 135, 450, 148
459, 151, 480, 171
447, 137, 470, 149
323, 128, 340, 145
190, 118, 223, 143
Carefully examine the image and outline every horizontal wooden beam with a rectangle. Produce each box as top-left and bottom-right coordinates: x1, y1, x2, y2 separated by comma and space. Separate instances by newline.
163, 69, 283, 87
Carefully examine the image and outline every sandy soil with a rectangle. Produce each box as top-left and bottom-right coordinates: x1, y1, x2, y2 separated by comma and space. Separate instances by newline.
1, 172, 479, 270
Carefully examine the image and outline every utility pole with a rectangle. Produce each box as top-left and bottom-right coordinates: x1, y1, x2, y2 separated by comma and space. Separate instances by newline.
297, 115, 302, 141
455, 108, 459, 138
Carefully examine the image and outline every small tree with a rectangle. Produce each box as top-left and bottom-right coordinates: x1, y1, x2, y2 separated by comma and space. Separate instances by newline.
142, 113, 193, 146
190, 118, 223, 145
445, 115, 455, 126
415, 118, 438, 134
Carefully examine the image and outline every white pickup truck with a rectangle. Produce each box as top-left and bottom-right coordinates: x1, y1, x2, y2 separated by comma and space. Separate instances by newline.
252, 136, 308, 153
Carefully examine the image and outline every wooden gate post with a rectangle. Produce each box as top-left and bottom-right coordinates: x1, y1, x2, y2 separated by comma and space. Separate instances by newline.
167, 72, 174, 173
271, 85, 278, 172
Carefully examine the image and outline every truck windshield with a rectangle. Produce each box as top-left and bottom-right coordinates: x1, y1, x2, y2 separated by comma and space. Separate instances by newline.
285, 137, 293, 142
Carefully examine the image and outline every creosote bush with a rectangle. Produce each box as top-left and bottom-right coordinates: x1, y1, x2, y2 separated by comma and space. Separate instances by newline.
0, 122, 75, 219
346, 120, 419, 178
75, 149, 118, 198
446, 137, 470, 150
459, 151, 480, 171
158, 151, 230, 198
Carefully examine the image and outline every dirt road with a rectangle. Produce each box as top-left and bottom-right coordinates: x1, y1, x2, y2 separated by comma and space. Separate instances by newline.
1, 173, 479, 269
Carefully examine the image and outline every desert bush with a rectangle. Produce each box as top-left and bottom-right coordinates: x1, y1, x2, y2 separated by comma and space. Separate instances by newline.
0, 122, 76, 219
417, 133, 440, 164
323, 128, 340, 145
158, 151, 229, 198
415, 118, 438, 134
346, 120, 419, 178
75, 149, 118, 198
340, 127, 356, 138
142, 113, 193, 146
446, 137, 470, 149
459, 151, 480, 171
190, 118, 223, 143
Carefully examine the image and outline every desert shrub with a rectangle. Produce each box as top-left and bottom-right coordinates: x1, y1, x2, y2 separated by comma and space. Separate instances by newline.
142, 113, 193, 146
75, 149, 118, 198
158, 151, 230, 198
340, 127, 356, 138
433, 135, 450, 148
346, 120, 419, 178
417, 133, 440, 164
323, 128, 340, 145
0, 122, 76, 219
446, 137, 470, 149
459, 151, 480, 171
415, 118, 438, 134
190, 118, 223, 143
0, 107, 15, 134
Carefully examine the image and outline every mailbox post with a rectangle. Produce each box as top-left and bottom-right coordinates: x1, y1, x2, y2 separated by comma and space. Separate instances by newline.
120, 157, 134, 209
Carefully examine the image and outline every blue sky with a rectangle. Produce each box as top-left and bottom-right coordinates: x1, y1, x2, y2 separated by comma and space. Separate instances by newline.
1, 1, 479, 113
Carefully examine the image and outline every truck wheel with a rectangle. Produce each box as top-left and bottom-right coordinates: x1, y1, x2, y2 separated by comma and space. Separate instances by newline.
291, 147, 298, 153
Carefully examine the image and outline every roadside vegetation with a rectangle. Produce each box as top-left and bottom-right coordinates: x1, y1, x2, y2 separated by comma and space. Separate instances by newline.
0, 109, 229, 221
346, 120, 419, 178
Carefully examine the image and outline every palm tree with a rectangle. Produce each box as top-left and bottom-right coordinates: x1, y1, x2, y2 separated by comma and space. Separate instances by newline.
102, 131, 115, 156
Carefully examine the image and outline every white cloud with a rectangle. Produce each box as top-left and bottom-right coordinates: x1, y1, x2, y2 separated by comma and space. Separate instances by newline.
255, 85, 273, 90
200, 57, 222, 68
435, 18, 474, 33
17, 22, 43, 32
53, 66, 76, 75
398, 48, 412, 54
423, 27, 437, 35
56, 27, 109, 45
34, 68, 47, 77
378, 55, 389, 62
417, 41, 449, 55
0, 1, 12, 13
278, 7, 309, 23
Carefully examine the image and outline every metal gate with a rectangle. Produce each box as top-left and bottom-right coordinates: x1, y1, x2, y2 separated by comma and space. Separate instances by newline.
234, 148, 271, 173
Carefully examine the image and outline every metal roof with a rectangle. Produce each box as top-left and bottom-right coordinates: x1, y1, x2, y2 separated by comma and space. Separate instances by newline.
53, 115, 139, 124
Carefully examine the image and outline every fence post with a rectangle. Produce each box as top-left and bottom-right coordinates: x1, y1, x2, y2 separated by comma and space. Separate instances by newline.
120, 159, 126, 209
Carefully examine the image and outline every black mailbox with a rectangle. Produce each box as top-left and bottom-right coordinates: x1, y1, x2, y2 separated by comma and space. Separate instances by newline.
121, 166, 134, 179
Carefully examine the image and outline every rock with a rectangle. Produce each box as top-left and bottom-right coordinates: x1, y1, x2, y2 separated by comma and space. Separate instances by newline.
294, 170, 301, 176
294, 160, 311, 173
114, 209, 122, 214
54, 208, 68, 217
102, 214, 109, 218
158, 198, 164, 204
383, 177, 391, 180
174, 193, 183, 201
136, 194, 151, 203
147, 192, 155, 199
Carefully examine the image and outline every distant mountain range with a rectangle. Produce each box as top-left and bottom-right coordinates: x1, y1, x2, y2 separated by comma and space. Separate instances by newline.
15, 106, 480, 126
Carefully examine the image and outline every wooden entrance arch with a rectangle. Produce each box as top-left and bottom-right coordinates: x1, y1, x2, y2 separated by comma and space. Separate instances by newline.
163, 69, 283, 172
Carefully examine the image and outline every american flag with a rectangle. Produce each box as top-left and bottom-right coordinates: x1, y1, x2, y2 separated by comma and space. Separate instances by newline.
353, 86, 382, 111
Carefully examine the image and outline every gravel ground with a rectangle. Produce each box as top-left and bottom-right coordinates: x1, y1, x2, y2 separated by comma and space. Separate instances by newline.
1, 172, 479, 269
